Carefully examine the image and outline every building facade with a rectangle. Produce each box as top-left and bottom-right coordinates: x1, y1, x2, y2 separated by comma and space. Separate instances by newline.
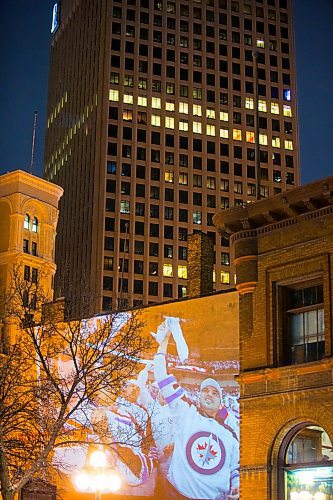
0, 170, 63, 345
44, 0, 300, 314
214, 176, 333, 499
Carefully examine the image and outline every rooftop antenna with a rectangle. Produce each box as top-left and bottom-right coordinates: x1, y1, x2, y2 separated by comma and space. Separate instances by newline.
29, 111, 38, 174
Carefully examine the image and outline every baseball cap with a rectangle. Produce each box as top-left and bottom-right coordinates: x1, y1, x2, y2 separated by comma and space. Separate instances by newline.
200, 378, 222, 401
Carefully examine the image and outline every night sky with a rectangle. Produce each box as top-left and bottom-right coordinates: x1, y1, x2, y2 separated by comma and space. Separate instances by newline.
0, 0, 332, 185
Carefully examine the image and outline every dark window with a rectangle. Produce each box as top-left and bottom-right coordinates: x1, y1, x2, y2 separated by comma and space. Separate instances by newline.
151, 168, 160, 181
163, 283, 173, 298
234, 146, 242, 159
136, 165, 146, 179
149, 243, 159, 257
135, 221, 145, 235
150, 224, 159, 237
106, 198, 115, 212
135, 241, 145, 255
179, 228, 187, 241
134, 261, 144, 275
165, 188, 174, 202
134, 280, 143, 294
103, 276, 113, 291
135, 202, 145, 216
179, 209, 188, 222
105, 218, 115, 232
149, 282, 158, 296
164, 225, 173, 239
31, 241, 37, 256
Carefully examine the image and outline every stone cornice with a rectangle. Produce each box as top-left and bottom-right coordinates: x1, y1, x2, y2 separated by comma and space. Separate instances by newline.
213, 176, 333, 238
0, 170, 63, 206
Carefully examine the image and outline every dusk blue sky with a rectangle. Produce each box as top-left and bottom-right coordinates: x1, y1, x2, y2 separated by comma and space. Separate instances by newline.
0, 0, 332, 184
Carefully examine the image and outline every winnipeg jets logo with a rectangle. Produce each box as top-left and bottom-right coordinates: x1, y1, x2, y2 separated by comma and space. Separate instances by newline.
186, 431, 225, 475
197, 436, 218, 466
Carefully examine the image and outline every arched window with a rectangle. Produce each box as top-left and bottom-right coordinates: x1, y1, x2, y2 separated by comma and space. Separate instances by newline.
281, 425, 333, 499
24, 214, 30, 230
32, 217, 38, 233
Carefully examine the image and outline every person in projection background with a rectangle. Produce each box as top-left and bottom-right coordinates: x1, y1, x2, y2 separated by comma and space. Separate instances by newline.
136, 363, 176, 484
91, 378, 157, 496
153, 326, 239, 500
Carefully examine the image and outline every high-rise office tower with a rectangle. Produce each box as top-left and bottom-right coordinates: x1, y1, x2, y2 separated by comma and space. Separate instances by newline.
44, 0, 299, 315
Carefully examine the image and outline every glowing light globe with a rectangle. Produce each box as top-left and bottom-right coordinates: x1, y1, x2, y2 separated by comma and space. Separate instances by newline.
90, 449, 107, 468
73, 470, 90, 491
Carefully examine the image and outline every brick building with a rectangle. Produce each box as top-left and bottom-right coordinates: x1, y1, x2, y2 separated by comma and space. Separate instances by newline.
214, 176, 333, 499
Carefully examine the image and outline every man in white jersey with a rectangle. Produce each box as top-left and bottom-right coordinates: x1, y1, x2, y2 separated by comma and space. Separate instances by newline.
154, 335, 239, 500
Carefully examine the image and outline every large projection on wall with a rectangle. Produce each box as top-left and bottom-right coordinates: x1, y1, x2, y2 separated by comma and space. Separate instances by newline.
57, 292, 239, 499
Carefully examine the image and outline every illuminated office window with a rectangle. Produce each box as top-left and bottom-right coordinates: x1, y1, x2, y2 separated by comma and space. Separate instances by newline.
258, 100, 267, 112
271, 102, 280, 114
193, 88, 202, 100
193, 104, 202, 116
165, 171, 174, 183
178, 265, 188, 279
123, 110, 133, 121
193, 121, 202, 134
233, 129, 242, 141
138, 95, 148, 107
259, 133, 268, 145
245, 97, 254, 109
163, 263, 173, 277
179, 102, 189, 114
219, 111, 229, 122
138, 77, 147, 89
123, 93, 133, 104
120, 201, 130, 213
220, 179, 229, 192
272, 136, 281, 148
193, 211, 202, 224
246, 131, 255, 143
213, 270, 216, 283
165, 116, 175, 129
285, 139, 293, 150
151, 115, 161, 126
110, 73, 119, 84
220, 128, 229, 139
234, 181, 243, 194
206, 108, 216, 119
179, 172, 188, 185
124, 74, 134, 87
166, 101, 175, 111
152, 97, 161, 109
283, 89, 291, 101
179, 120, 189, 131
206, 124, 216, 136
109, 89, 119, 101
207, 177, 216, 189
283, 105, 292, 117
221, 271, 230, 284
257, 38, 265, 48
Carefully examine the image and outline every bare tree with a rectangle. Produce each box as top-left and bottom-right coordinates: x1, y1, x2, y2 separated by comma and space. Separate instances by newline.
0, 263, 151, 500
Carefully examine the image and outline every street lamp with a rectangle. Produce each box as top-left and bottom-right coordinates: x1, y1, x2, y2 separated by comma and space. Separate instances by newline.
73, 449, 121, 500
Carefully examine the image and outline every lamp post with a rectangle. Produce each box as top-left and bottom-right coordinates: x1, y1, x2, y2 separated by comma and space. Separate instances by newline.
73, 449, 121, 499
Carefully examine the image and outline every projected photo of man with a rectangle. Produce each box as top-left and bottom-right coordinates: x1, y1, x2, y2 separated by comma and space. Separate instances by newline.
153, 330, 239, 500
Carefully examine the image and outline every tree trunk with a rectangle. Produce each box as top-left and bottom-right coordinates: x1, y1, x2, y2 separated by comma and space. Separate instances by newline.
1, 489, 15, 500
